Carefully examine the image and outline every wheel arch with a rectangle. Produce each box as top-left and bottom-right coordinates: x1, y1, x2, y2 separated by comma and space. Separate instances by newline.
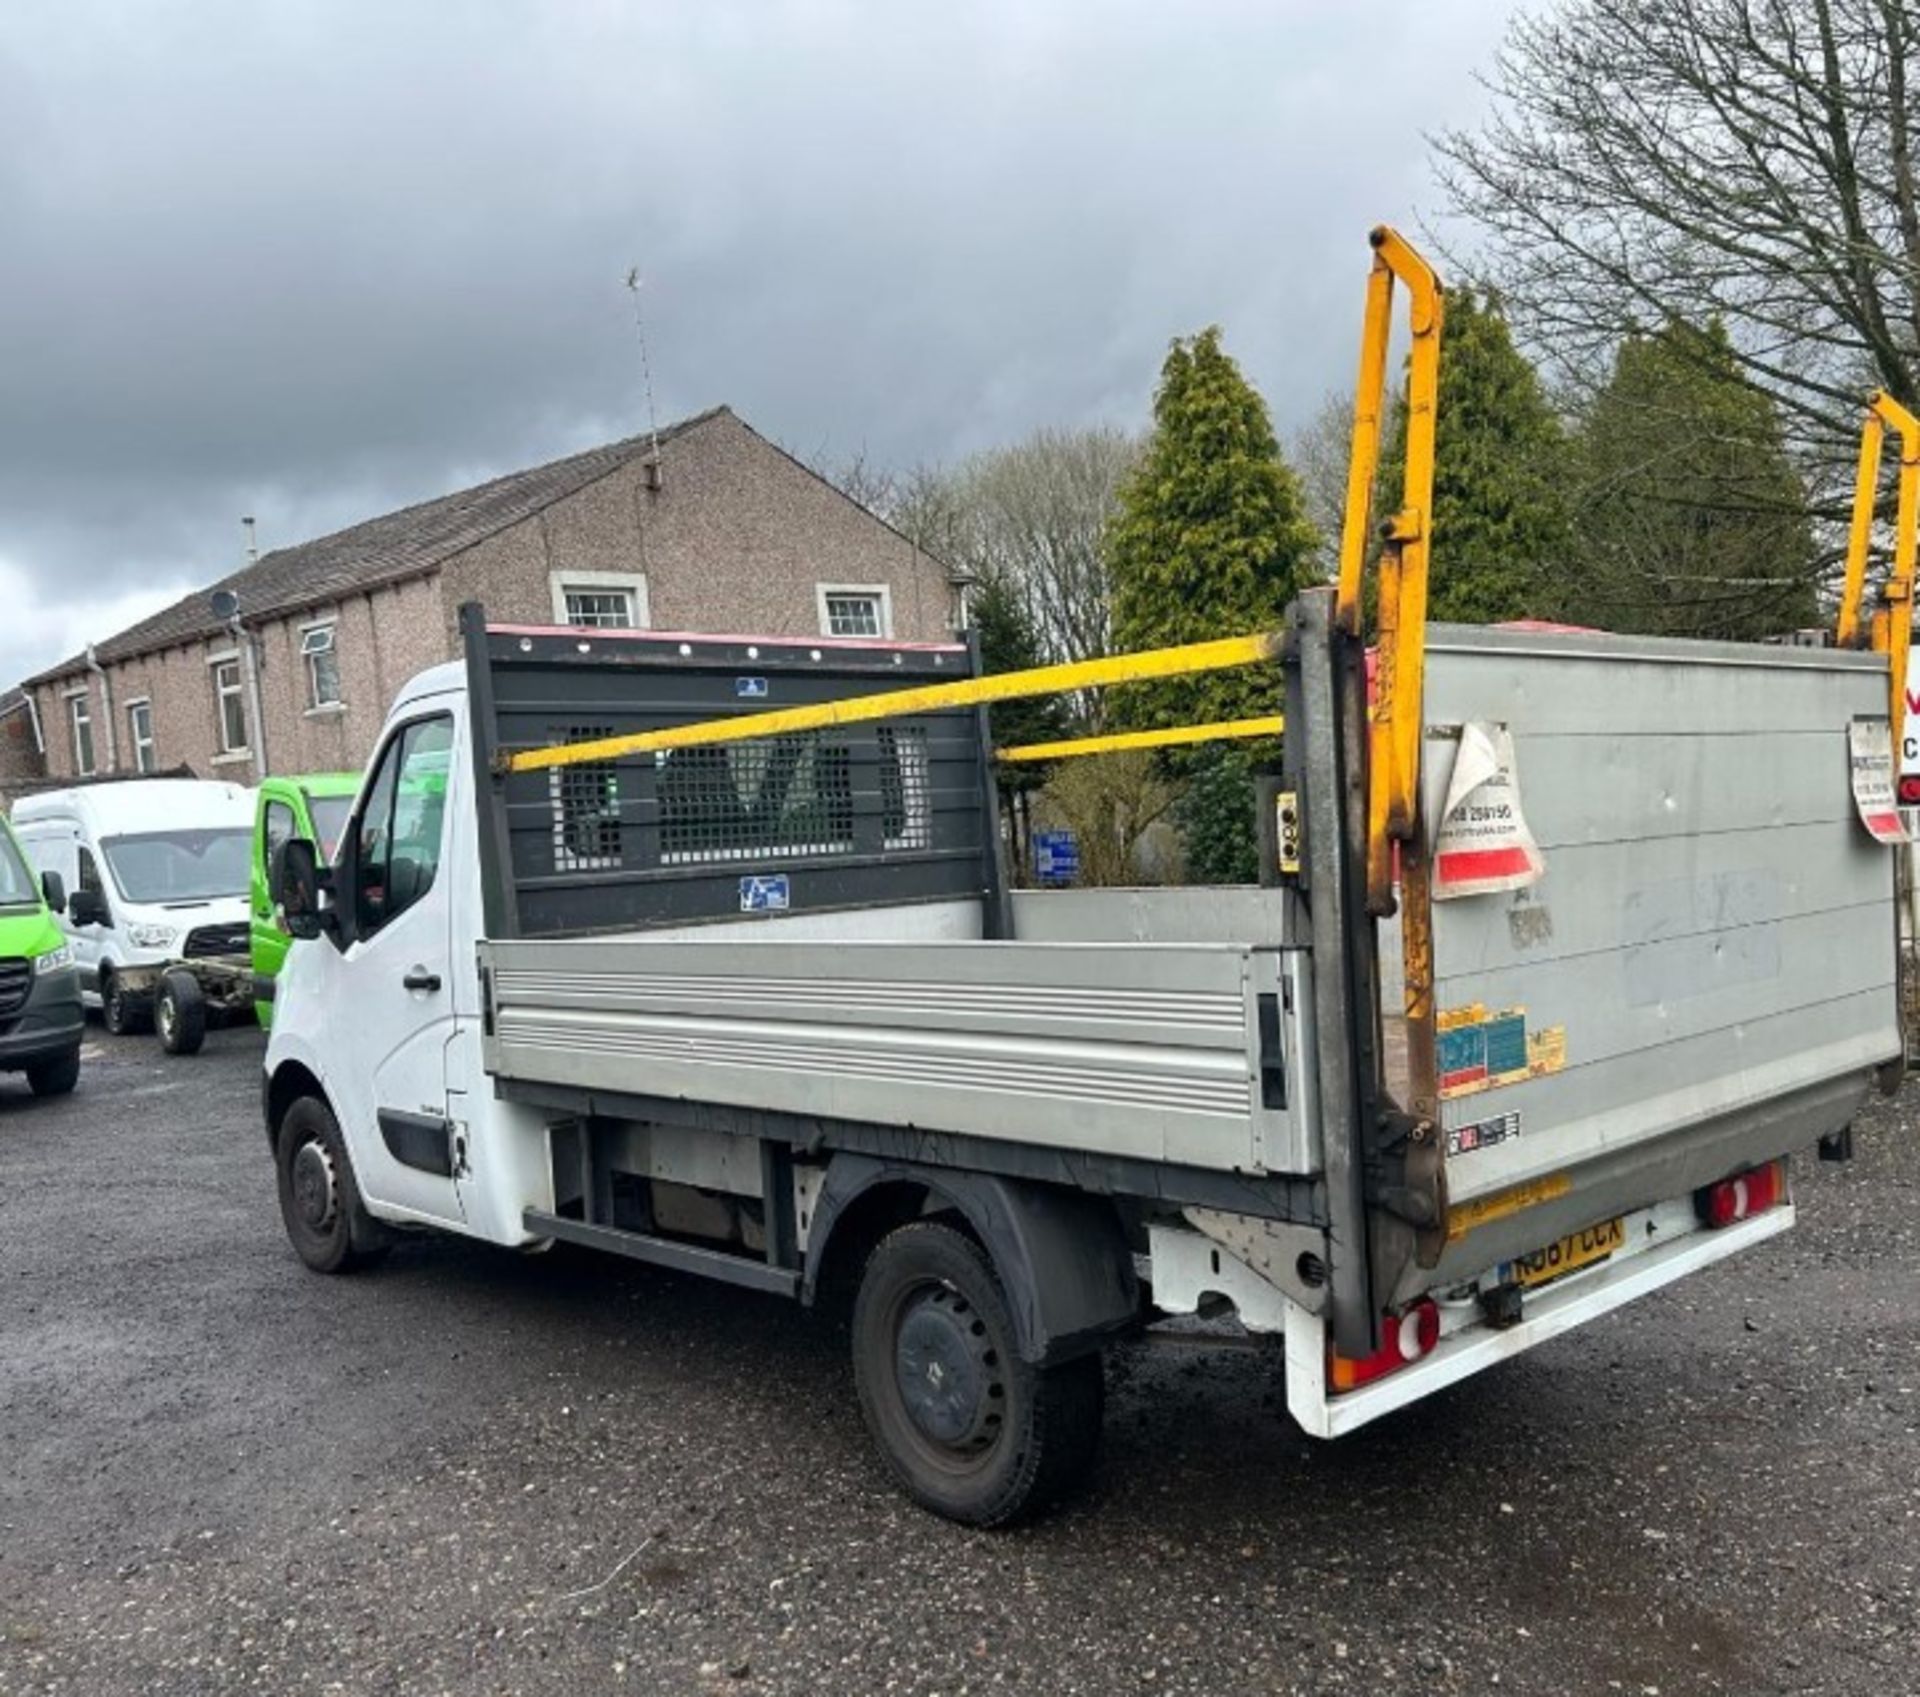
802, 1154, 1140, 1366
264, 1057, 329, 1152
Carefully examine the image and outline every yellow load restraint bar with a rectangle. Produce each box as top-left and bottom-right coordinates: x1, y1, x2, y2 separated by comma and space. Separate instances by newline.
1835, 388, 1920, 737
997, 714, 1284, 764
503, 632, 1284, 774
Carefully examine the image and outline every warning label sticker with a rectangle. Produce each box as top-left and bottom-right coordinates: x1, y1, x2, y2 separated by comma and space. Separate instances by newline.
1433, 722, 1545, 899
1446, 1108, 1521, 1160
1849, 717, 1908, 845
1437, 1003, 1567, 1100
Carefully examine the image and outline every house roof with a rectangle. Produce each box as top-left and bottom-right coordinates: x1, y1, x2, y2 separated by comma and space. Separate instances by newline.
27, 407, 729, 687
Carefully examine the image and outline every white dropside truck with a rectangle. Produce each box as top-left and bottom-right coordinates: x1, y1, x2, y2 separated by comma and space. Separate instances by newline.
262, 586, 1903, 1524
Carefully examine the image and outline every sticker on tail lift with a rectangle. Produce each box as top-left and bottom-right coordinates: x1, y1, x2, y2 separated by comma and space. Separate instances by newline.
1437, 1003, 1566, 1100
1848, 718, 1908, 844
739, 874, 791, 912
736, 676, 770, 699
1433, 722, 1545, 898
1446, 1108, 1521, 1159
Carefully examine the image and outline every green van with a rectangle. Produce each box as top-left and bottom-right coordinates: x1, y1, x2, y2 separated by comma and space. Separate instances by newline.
0, 809, 84, 1095
250, 773, 359, 1029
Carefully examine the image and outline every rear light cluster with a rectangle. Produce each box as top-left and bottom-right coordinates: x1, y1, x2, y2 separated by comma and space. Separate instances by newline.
1697, 1158, 1788, 1229
1328, 1297, 1440, 1393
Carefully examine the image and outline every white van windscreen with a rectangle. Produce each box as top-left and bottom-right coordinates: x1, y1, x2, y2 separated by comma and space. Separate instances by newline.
102, 829, 251, 903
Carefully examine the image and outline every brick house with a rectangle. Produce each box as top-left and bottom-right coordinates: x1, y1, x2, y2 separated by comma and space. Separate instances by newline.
22, 407, 961, 784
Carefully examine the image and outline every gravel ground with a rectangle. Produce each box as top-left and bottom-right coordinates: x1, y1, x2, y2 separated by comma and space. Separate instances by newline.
1, 1026, 1916, 1696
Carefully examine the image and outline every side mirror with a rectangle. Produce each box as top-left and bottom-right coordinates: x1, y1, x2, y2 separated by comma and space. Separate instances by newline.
39, 870, 65, 914
68, 887, 108, 928
270, 838, 325, 941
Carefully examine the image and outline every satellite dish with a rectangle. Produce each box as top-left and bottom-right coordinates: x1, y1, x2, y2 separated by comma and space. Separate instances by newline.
209, 589, 240, 622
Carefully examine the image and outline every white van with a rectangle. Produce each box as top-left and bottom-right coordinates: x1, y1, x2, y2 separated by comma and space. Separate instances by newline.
14, 779, 255, 1034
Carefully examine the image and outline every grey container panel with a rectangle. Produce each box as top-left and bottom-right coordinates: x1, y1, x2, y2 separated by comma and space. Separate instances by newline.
1432, 825, 1884, 976
1422, 623, 1887, 737
482, 937, 1304, 1172
1421, 627, 1900, 1215
1439, 990, 1892, 1205
1475, 729, 1859, 848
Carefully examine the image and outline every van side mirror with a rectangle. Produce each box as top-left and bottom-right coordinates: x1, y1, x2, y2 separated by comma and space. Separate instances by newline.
39, 870, 65, 914
271, 838, 326, 941
68, 887, 107, 928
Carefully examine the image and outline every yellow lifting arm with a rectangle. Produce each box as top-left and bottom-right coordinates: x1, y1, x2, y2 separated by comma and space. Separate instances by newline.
997, 714, 1284, 764
1332, 225, 1443, 911
503, 632, 1284, 774
1836, 389, 1920, 736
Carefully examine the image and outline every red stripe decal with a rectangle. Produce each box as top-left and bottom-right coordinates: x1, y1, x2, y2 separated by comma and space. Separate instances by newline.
1437, 846, 1536, 881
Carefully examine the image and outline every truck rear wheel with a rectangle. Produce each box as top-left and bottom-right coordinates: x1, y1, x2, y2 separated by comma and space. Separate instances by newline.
275, 1096, 390, 1274
156, 969, 207, 1056
851, 1220, 1103, 1526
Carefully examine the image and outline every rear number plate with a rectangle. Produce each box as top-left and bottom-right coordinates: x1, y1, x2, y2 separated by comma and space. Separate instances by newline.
1506, 1216, 1626, 1289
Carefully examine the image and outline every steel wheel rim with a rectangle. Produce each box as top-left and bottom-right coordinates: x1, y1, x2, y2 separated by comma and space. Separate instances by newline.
887, 1278, 1005, 1465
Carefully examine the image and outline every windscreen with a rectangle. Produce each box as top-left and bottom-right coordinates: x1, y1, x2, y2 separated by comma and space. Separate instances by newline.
103, 828, 251, 903
0, 831, 39, 908
305, 794, 355, 859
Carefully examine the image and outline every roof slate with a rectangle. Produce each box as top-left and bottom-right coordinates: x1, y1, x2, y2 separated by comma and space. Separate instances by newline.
28, 407, 726, 686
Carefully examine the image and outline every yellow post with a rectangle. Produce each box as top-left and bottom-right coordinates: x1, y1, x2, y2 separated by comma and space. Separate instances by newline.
504, 632, 1284, 774
1837, 390, 1920, 734
997, 715, 1284, 764
1837, 405, 1888, 650
1343, 225, 1443, 911
1886, 399, 1920, 737
1334, 262, 1394, 635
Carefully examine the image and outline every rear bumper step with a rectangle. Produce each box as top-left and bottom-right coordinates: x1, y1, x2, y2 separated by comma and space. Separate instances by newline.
1285, 1204, 1795, 1439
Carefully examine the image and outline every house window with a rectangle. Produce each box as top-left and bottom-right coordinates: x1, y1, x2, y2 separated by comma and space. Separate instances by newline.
817, 585, 891, 640
301, 622, 342, 709
549, 571, 649, 630
67, 691, 95, 777
126, 700, 155, 773
211, 657, 248, 754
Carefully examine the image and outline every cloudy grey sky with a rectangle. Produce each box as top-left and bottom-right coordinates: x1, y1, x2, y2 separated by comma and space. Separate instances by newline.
0, 0, 1513, 685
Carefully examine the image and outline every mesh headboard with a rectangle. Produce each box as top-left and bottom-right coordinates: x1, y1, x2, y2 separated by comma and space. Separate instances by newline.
462, 608, 996, 937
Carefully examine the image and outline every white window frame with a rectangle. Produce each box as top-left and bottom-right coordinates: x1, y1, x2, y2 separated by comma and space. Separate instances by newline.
208, 650, 248, 757
816, 583, 893, 640
548, 570, 650, 630
65, 686, 96, 778
300, 618, 343, 713
125, 696, 155, 774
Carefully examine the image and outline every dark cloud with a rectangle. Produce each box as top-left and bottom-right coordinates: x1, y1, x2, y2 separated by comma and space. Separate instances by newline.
0, 0, 1507, 683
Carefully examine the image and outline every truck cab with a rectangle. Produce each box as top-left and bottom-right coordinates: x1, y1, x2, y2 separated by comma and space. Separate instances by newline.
250, 772, 360, 1028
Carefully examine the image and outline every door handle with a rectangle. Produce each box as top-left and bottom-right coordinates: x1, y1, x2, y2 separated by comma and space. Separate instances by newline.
402, 967, 442, 993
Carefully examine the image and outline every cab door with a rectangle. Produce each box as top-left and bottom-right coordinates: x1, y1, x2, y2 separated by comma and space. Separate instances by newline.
252, 792, 298, 1023
323, 711, 464, 1225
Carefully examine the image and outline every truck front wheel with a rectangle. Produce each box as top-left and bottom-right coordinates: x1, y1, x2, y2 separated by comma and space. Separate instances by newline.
156, 970, 207, 1055
275, 1096, 390, 1274
101, 970, 150, 1036
851, 1220, 1103, 1526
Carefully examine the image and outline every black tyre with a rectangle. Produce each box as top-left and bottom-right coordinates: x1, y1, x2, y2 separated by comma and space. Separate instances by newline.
274, 1095, 391, 1274
25, 1048, 80, 1098
156, 969, 207, 1056
101, 970, 150, 1036
852, 1220, 1104, 1526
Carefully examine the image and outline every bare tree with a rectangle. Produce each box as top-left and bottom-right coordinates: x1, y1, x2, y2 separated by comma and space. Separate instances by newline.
1435, 0, 1920, 526
1287, 390, 1356, 578
836, 427, 1139, 686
